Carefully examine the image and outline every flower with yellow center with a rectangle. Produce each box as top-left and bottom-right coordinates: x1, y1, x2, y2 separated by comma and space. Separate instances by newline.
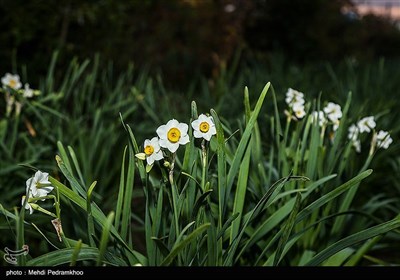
157, 119, 189, 153
191, 114, 217, 141
139, 137, 164, 165
1, 73, 22, 90
26, 170, 54, 200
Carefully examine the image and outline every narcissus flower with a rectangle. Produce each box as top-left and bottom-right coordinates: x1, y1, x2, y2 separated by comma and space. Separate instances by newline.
357, 116, 376, 133
1, 73, 22, 90
376, 130, 393, 149
323, 102, 342, 123
26, 170, 54, 198
353, 139, 361, 153
348, 124, 359, 141
157, 119, 190, 153
136, 137, 164, 165
285, 88, 305, 106
191, 114, 217, 141
292, 102, 306, 119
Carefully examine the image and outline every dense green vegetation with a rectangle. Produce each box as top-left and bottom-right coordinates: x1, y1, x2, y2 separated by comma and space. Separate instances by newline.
1, 53, 399, 265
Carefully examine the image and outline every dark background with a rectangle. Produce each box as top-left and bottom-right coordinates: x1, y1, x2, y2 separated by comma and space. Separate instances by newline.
1, 0, 400, 87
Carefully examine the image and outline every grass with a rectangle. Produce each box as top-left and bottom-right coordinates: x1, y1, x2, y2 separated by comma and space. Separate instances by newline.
1, 52, 400, 266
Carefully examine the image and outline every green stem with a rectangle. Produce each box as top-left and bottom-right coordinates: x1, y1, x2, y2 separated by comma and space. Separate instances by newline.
169, 153, 180, 239
200, 140, 207, 192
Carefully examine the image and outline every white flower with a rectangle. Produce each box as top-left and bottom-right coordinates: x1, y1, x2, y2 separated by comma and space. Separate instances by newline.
191, 114, 217, 141
292, 102, 306, 119
357, 116, 376, 133
323, 102, 342, 122
23, 83, 34, 98
26, 170, 54, 199
1, 73, 22, 90
311, 111, 327, 127
285, 88, 305, 106
142, 137, 164, 165
21, 195, 34, 215
376, 130, 393, 149
348, 124, 359, 141
333, 120, 340, 131
353, 139, 361, 153
157, 119, 190, 153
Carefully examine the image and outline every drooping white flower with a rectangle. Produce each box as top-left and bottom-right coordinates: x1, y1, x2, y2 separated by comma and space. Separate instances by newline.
357, 116, 376, 133
376, 130, 393, 149
1, 73, 22, 90
285, 88, 305, 106
21, 195, 34, 215
157, 119, 190, 153
26, 170, 54, 198
310, 111, 327, 127
191, 114, 217, 141
142, 137, 164, 165
323, 102, 342, 123
353, 139, 361, 153
23, 83, 34, 98
348, 124, 359, 141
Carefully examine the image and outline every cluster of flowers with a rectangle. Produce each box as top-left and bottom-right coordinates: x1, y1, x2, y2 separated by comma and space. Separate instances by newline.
285, 88, 392, 152
285, 88, 342, 130
348, 116, 392, 153
135, 114, 217, 166
21, 170, 54, 214
1, 73, 39, 117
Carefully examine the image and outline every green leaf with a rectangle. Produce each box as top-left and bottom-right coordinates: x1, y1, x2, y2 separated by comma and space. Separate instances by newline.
226, 82, 270, 207
305, 217, 400, 266
97, 212, 114, 266
70, 239, 83, 266
87, 181, 97, 247
27, 247, 99, 266
49, 177, 147, 265
274, 193, 302, 266
114, 146, 127, 232
296, 170, 372, 222
230, 144, 251, 244
151, 237, 171, 257
55, 155, 87, 199
161, 223, 210, 266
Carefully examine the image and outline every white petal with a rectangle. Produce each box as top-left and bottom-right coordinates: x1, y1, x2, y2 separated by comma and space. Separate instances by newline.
203, 131, 212, 141
193, 130, 203, 139
144, 139, 151, 147
167, 142, 180, 153
26, 178, 33, 189
159, 138, 169, 148
167, 119, 180, 128
150, 137, 161, 151
209, 126, 217, 136
179, 134, 190, 145
178, 122, 189, 135
154, 151, 164, 160
156, 125, 167, 139
198, 114, 208, 122
146, 156, 155, 166
191, 119, 200, 130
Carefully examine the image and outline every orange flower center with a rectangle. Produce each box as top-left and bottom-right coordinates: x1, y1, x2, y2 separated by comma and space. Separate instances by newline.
167, 128, 181, 143
199, 122, 209, 133
144, 145, 154, 155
